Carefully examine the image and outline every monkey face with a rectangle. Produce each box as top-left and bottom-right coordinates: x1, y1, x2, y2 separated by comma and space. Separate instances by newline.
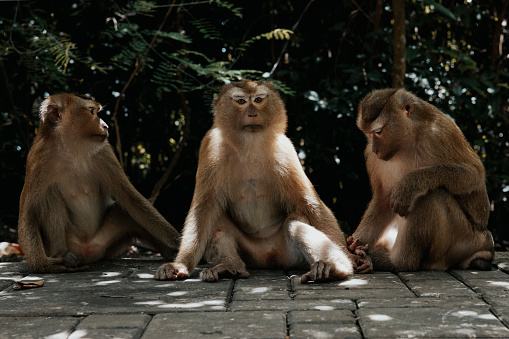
41, 94, 108, 143
231, 88, 269, 132
213, 80, 287, 134
80, 102, 109, 142
367, 123, 398, 161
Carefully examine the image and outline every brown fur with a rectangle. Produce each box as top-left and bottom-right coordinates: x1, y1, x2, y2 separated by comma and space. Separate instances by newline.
156, 80, 354, 283
350, 88, 494, 272
18, 93, 180, 273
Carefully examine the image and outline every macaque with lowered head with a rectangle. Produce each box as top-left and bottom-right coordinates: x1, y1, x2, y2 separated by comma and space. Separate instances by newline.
18, 93, 180, 273
349, 88, 494, 273
156, 80, 354, 283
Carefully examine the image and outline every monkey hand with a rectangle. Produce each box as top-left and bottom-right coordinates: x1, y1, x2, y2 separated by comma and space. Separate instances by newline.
346, 237, 373, 274
200, 263, 250, 282
353, 248, 373, 274
155, 262, 189, 280
300, 260, 348, 283
389, 179, 421, 216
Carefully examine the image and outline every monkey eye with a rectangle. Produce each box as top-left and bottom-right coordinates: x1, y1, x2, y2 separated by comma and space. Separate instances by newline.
89, 107, 95, 115
373, 128, 382, 135
237, 99, 247, 105
253, 97, 263, 103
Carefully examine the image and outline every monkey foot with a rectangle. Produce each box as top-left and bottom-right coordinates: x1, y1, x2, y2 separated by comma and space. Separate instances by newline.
155, 262, 189, 280
200, 264, 250, 282
32, 257, 89, 273
346, 237, 373, 274
300, 260, 348, 283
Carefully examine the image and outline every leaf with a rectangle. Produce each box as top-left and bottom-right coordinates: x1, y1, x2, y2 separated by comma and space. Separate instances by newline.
14, 277, 44, 290
261, 29, 293, 40
149, 30, 192, 43
191, 19, 221, 40
210, 0, 243, 18
421, 0, 457, 21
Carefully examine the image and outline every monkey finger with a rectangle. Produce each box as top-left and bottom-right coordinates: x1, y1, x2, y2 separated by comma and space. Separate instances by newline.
348, 239, 361, 252
355, 258, 373, 274
155, 264, 180, 280
313, 260, 325, 280
300, 272, 312, 284
231, 268, 250, 279
354, 244, 369, 257
355, 263, 373, 274
200, 269, 219, 282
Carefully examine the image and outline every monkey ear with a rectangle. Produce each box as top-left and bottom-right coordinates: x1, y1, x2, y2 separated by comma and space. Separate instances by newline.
402, 99, 415, 118
43, 104, 63, 124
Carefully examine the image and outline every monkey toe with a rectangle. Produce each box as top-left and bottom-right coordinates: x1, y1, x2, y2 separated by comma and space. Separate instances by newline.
62, 251, 85, 268
200, 268, 220, 282
301, 260, 347, 283
200, 265, 250, 282
355, 259, 373, 274
347, 238, 361, 253
154, 263, 187, 281
469, 258, 492, 271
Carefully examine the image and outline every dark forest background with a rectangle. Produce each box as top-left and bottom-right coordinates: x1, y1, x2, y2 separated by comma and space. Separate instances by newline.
1, 0, 508, 249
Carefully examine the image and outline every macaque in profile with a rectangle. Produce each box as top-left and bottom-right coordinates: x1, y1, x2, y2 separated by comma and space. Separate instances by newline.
156, 80, 354, 283
18, 93, 180, 273
349, 88, 494, 273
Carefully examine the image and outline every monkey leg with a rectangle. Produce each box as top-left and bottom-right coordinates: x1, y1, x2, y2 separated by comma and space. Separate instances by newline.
64, 205, 135, 267
201, 217, 250, 282
286, 216, 353, 283
388, 188, 493, 271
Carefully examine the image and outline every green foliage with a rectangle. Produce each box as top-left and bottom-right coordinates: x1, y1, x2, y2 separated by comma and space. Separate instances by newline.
1, 0, 508, 247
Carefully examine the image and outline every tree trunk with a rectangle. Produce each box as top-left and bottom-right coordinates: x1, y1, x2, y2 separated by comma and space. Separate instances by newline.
392, 0, 406, 88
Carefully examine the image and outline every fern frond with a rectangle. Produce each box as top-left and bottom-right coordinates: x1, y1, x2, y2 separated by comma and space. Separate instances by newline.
147, 30, 193, 43
209, 0, 243, 18
237, 28, 293, 52
260, 29, 293, 40
47, 35, 76, 74
127, 0, 157, 16
191, 19, 221, 40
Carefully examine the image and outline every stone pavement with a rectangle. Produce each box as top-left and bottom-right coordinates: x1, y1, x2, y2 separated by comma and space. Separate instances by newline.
1, 252, 509, 338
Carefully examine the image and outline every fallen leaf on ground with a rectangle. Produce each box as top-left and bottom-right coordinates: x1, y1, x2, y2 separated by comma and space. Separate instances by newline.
14, 277, 44, 290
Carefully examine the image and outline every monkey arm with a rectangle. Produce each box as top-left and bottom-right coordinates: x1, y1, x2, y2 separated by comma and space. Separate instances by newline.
390, 163, 485, 216
98, 146, 180, 252
19, 185, 86, 273
156, 136, 223, 280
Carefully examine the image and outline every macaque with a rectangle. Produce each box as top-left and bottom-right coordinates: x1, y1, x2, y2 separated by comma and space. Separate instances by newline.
156, 80, 354, 283
18, 93, 180, 273
349, 88, 494, 273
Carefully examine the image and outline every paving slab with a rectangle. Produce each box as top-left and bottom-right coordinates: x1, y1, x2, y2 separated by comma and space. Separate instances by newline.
1, 257, 509, 338
358, 307, 509, 338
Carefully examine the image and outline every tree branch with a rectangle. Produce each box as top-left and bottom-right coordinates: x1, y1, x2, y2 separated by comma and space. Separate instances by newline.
268, 0, 315, 77
112, 0, 177, 167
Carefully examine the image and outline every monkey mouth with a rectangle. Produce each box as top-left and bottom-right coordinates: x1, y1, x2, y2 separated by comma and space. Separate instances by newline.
92, 133, 108, 140
242, 125, 263, 132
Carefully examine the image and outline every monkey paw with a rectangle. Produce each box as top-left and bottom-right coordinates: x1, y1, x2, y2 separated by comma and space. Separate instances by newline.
354, 249, 373, 274
346, 237, 374, 273
301, 260, 348, 284
30, 257, 89, 273
155, 262, 189, 280
389, 189, 412, 217
200, 263, 250, 282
